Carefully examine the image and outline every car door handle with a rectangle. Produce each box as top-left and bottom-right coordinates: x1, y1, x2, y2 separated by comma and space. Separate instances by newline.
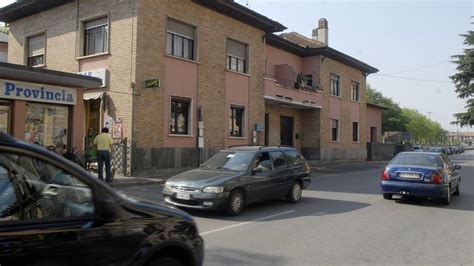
42, 184, 60, 197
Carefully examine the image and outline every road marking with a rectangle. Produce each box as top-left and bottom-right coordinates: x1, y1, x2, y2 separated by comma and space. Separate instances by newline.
200, 210, 295, 236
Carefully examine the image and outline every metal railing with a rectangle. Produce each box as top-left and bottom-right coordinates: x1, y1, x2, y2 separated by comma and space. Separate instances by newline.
264, 74, 321, 93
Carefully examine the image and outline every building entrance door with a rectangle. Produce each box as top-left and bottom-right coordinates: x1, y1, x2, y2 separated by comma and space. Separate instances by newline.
370, 127, 377, 143
280, 116, 294, 147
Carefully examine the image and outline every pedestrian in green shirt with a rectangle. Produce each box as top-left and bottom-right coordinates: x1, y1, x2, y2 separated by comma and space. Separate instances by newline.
94, 127, 113, 183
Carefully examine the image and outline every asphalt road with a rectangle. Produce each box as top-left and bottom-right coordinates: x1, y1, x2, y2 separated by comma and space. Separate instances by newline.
117, 151, 474, 265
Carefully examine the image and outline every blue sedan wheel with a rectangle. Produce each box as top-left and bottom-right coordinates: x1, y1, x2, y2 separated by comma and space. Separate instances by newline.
441, 186, 451, 205
453, 183, 460, 196
383, 193, 393, 200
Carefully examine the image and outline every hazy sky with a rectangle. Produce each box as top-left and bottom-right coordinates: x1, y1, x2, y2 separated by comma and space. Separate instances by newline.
236, 0, 473, 132
1, 0, 472, 132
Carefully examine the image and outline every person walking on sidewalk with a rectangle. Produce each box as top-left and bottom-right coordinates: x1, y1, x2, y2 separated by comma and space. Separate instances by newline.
94, 127, 114, 183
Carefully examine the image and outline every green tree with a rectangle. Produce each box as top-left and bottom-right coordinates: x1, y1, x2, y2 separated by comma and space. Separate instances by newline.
0, 23, 8, 34
402, 109, 447, 144
367, 85, 447, 144
450, 24, 473, 127
367, 84, 408, 132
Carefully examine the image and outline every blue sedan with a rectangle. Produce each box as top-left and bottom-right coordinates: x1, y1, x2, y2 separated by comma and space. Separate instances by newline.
380, 152, 461, 205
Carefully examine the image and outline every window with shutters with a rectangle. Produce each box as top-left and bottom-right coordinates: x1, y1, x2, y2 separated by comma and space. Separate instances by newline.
27, 34, 45, 67
226, 39, 248, 73
351, 81, 360, 102
352, 122, 359, 142
166, 19, 195, 60
83, 17, 108, 56
330, 74, 340, 96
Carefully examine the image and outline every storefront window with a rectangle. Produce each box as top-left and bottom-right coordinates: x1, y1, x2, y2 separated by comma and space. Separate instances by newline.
170, 97, 190, 135
0, 101, 11, 133
24, 103, 69, 153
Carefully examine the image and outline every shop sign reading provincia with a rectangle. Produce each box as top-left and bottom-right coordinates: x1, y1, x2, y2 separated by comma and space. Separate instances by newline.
0, 79, 77, 105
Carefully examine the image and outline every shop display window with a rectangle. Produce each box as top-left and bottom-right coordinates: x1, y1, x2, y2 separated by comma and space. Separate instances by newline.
0, 101, 11, 133
24, 103, 69, 153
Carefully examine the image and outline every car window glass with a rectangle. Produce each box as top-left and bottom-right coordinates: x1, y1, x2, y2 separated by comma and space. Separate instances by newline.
270, 151, 288, 170
204, 151, 254, 172
0, 152, 95, 223
284, 150, 305, 166
441, 155, 453, 169
252, 152, 272, 172
390, 154, 441, 167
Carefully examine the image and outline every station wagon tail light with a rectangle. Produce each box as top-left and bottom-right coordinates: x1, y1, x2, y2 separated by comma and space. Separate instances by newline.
431, 172, 442, 184
381, 168, 390, 180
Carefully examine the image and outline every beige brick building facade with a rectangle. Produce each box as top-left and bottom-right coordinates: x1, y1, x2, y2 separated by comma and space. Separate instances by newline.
1, 1, 378, 175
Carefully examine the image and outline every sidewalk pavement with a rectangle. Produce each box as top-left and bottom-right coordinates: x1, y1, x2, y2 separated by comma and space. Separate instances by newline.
105, 159, 389, 188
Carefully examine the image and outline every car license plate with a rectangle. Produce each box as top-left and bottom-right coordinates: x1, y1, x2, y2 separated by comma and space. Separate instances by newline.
398, 172, 419, 179
176, 193, 191, 200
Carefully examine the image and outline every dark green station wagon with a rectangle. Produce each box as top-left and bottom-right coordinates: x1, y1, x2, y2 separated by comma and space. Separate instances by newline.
163, 146, 311, 216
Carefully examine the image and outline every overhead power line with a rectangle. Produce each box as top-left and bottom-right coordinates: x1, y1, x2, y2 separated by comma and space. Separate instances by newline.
372, 74, 452, 83
384, 58, 449, 75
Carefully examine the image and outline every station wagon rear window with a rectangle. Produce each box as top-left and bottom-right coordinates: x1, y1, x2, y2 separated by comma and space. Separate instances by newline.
390, 154, 442, 167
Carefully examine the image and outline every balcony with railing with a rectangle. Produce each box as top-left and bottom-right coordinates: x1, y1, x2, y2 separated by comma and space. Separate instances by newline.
263, 74, 322, 109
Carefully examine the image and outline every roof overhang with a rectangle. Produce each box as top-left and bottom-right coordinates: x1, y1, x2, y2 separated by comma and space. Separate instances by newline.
192, 0, 286, 33
264, 95, 321, 110
0, 62, 102, 89
0, 0, 74, 23
266, 34, 379, 74
367, 102, 389, 110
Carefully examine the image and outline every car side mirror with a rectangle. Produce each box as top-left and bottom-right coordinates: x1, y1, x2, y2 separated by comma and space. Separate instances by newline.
454, 165, 461, 170
96, 196, 118, 221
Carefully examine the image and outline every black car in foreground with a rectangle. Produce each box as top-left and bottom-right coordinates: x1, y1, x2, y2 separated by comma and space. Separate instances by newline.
163, 146, 311, 216
0, 132, 203, 266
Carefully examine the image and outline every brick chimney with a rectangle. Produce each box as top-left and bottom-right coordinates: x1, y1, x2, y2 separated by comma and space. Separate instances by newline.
312, 18, 328, 45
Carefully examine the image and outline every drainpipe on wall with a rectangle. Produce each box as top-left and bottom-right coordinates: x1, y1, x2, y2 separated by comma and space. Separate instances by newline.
197, 106, 204, 165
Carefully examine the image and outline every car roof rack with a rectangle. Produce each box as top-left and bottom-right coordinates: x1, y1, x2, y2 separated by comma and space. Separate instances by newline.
227, 144, 262, 149
258, 145, 294, 150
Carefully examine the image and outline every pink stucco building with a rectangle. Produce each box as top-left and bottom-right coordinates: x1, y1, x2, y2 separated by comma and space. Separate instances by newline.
1, 1, 381, 175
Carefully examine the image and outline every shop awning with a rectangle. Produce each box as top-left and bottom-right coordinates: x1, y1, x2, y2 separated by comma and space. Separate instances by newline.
83, 91, 104, 100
